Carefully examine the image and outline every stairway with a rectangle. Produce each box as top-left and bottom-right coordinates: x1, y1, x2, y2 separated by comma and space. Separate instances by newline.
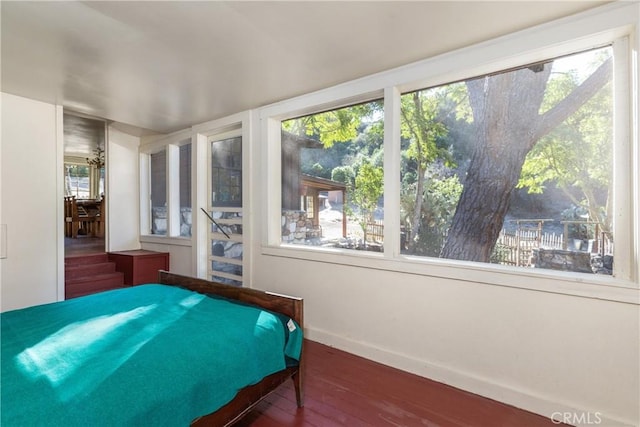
65, 253, 125, 299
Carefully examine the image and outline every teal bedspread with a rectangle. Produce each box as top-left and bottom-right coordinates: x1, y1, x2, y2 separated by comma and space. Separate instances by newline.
1, 284, 302, 426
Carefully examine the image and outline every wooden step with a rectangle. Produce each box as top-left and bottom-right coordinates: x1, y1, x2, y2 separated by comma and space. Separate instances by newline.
65, 272, 126, 299
65, 261, 117, 279
64, 252, 128, 299
65, 253, 109, 266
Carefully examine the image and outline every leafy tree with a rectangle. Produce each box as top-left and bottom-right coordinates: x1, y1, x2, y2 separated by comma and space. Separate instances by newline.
400, 90, 449, 252
440, 55, 612, 262
347, 162, 383, 244
517, 62, 612, 233
309, 162, 327, 178
401, 171, 462, 256
331, 165, 355, 187
283, 101, 383, 148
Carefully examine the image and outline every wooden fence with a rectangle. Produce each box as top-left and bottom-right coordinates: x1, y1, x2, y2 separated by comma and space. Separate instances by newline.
365, 220, 384, 243
496, 222, 613, 267
495, 230, 564, 267
367, 219, 612, 268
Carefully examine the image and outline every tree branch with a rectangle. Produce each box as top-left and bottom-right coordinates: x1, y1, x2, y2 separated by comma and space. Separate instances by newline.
534, 57, 612, 142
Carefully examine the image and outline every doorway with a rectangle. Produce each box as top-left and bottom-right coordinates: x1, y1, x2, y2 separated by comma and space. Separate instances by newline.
63, 112, 106, 256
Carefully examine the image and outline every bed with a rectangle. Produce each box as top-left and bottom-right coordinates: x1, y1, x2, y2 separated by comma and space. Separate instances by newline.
1, 271, 304, 426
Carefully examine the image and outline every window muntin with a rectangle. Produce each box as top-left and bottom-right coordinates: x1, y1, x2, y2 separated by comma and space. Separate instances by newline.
400, 47, 614, 275
281, 100, 384, 251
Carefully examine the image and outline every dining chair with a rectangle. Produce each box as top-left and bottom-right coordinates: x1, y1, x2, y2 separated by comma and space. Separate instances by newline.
65, 197, 94, 238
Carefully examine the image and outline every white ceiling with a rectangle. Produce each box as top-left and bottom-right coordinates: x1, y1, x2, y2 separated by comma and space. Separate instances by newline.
1, 1, 607, 135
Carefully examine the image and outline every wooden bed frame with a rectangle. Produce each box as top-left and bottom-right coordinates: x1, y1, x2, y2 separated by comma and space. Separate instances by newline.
157, 271, 304, 426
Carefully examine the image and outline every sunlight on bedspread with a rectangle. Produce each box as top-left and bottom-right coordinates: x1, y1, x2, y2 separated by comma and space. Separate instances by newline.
15, 293, 204, 403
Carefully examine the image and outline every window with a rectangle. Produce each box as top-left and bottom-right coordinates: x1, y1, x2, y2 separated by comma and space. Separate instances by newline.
143, 138, 192, 237
179, 144, 192, 237
150, 150, 167, 235
208, 135, 243, 286
211, 137, 242, 207
64, 157, 104, 200
400, 47, 614, 275
265, 12, 637, 291
64, 164, 90, 199
281, 100, 384, 251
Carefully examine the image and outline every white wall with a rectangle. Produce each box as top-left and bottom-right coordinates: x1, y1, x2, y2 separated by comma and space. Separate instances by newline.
107, 126, 141, 251
0, 101, 143, 311
251, 254, 639, 425
1, 93, 62, 311
139, 241, 192, 277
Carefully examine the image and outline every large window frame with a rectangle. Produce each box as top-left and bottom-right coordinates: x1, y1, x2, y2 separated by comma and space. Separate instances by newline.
206, 128, 245, 286
140, 132, 192, 240
261, 2, 639, 302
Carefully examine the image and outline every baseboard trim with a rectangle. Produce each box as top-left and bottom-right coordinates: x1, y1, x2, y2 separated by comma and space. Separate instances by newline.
305, 327, 634, 427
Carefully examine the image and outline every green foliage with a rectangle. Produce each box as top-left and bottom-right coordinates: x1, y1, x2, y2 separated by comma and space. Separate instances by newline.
489, 244, 511, 264
331, 165, 355, 187
401, 171, 462, 256
283, 101, 383, 148
289, 99, 384, 198
446, 82, 473, 123
310, 163, 325, 176
561, 204, 598, 240
400, 90, 450, 168
401, 170, 417, 187
67, 164, 90, 176
518, 51, 612, 231
284, 100, 385, 243
348, 162, 384, 234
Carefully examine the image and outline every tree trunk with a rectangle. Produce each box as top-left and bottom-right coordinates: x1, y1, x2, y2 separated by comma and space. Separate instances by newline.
441, 58, 611, 262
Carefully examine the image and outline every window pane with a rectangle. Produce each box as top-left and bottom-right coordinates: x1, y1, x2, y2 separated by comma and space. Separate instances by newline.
150, 150, 166, 235
179, 143, 192, 237
400, 47, 613, 275
211, 137, 242, 207
209, 134, 243, 285
281, 100, 384, 252
64, 164, 90, 198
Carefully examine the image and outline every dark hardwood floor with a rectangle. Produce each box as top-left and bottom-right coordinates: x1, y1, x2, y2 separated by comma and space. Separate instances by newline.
236, 340, 560, 427
64, 236, 105, 257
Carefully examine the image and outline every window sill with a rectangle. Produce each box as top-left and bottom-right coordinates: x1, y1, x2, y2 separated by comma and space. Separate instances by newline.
140, 235, 192, 247
261, 244, 639, 304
